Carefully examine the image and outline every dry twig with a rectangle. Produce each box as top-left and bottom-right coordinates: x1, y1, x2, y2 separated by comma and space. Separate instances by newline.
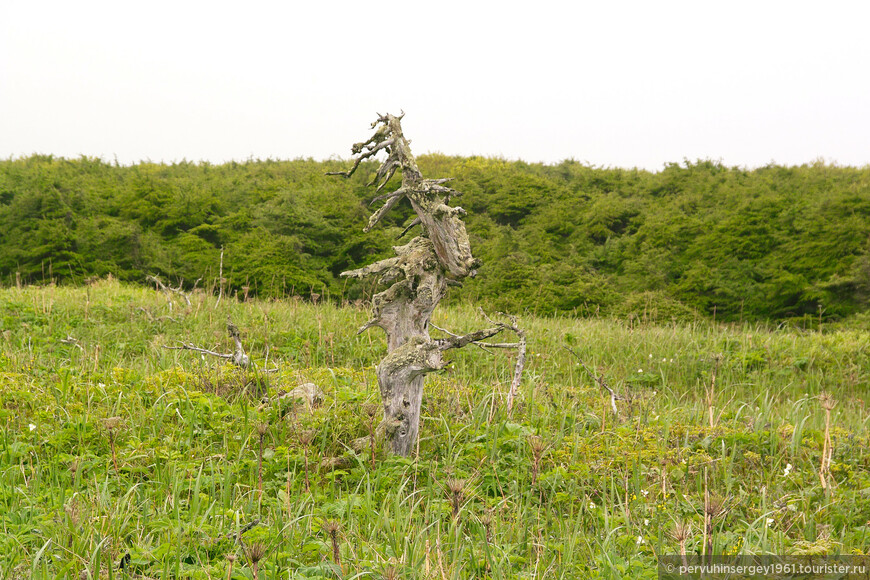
432, 309, 527, 418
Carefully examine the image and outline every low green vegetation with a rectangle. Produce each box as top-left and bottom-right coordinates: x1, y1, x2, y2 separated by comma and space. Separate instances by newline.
1, 155, 869, 322
1, 281, 868, 578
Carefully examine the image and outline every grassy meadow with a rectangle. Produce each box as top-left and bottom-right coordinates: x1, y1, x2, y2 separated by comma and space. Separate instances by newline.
1, 280, 869, 578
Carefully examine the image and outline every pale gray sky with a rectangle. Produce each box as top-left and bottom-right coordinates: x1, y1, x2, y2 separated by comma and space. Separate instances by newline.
2, 0, 869, 170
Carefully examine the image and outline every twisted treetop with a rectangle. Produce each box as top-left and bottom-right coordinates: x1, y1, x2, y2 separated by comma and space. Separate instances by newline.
332, 113, 479, 279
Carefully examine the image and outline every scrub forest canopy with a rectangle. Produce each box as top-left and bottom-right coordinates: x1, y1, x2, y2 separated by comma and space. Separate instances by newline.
0, 150, 868, 324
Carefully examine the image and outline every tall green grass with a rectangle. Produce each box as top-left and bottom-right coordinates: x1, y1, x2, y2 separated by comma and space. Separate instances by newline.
0, 280, 868, 578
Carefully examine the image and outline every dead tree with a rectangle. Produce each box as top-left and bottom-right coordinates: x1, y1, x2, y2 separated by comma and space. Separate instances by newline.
331, 112, 502, 456
163, 316, 250, 368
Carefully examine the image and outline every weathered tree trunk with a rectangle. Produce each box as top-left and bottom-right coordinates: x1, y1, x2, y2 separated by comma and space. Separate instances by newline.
331, 113, 498, 456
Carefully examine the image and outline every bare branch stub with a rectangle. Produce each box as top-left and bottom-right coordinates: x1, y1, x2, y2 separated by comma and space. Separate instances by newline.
332, 113, 498, 456
226, 317, 250, 368
478, 310, 527, 415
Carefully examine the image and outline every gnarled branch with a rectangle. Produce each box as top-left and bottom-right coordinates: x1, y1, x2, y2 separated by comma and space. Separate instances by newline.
433, 309, 528, 417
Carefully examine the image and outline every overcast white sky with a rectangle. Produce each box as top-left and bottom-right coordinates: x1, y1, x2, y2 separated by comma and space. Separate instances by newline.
2, 0, 869, 171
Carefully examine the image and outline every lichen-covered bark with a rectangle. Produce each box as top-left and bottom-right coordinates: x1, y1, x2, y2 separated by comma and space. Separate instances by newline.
406, 188, 480, 279
376, 328, 501, 454
343, 236, 446, 350
333, 112, 500, 456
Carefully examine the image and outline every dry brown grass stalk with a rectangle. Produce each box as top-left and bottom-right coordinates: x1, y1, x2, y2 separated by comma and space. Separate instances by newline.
819, 392, 836, 491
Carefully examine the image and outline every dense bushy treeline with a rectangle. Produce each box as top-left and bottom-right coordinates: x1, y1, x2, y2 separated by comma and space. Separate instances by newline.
1, 154, 868, 321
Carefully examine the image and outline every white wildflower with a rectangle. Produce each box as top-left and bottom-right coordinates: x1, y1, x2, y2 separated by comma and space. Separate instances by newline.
589, 501, 596, 509
644, 518, 650, 526
638, 369, 643, 373
636, 535, 645, 545
28, 423, 36, 431
783, 463, 793, 476
641, 489, 649, 497
766, 518, 774, 526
